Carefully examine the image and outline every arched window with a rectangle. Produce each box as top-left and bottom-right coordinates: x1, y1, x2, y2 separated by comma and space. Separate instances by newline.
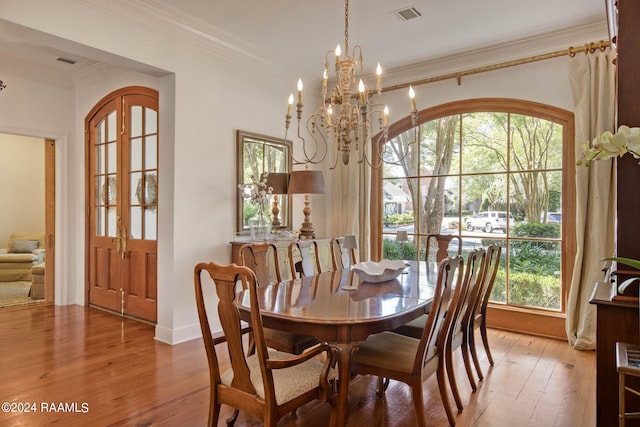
373, 99, 575, 320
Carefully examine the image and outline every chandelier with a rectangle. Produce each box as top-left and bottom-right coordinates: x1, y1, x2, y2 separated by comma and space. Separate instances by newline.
284, 0, 418, 168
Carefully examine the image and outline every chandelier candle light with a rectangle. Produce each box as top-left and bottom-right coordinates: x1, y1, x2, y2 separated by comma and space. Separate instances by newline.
284, 0, 418, 168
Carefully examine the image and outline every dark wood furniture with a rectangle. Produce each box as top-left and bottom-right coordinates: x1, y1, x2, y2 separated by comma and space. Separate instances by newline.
425, 233, 462, 262
468, 244, 501, 381
194, 261, 338, 427
288, 239, 321, 278
350, 256, 462, 427
235, 261, 439, 427
591, 282, 640, 426
238, 242, 318, 354
617, 342, 640, 426
330, 236, 358, 270
230, 238, 333, 281
616, 0, 640, 282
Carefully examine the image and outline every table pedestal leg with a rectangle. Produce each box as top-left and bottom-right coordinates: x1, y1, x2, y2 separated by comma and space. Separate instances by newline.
334, 342, 357, 427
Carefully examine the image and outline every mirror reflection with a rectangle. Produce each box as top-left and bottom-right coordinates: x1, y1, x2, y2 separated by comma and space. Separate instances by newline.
236, 130, 292, 234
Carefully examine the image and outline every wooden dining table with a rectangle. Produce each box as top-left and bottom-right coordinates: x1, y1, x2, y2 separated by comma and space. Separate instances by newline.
235, 260, 441, 426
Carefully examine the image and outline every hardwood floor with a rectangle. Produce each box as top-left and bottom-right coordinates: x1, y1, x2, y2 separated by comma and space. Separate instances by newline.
0, 304, 595, 426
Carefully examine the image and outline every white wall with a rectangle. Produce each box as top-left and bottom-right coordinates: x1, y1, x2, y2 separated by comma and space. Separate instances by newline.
0, 134, 45, 245
0, 0, 607, 344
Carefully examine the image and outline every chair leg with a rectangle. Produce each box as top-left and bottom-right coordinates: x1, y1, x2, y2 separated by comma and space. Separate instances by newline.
461, 333, 478, 391
437, 367, 457, 426
225, 408, 239, 426
469, 325, 484, 381
480, 317, 494, 366
377, 376, 390, 397
209, 403, 221, 427
411, 383, 428, 427
446, 345, 464, 412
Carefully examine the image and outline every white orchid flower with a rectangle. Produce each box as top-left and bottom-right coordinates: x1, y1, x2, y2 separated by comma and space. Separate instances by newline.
579, 126, 640, 166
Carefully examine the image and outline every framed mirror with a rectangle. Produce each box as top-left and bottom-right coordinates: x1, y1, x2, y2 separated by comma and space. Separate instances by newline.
236, 130, 292, 234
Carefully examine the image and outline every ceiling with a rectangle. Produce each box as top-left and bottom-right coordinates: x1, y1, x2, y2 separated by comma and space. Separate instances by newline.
0, 0, 608, 80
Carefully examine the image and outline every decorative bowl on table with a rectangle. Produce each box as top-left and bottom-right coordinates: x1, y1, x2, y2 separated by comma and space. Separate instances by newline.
351, 260, 409, 283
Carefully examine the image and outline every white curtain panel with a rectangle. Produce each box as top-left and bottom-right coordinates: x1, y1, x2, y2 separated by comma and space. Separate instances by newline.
566, 49, 616, 350
330, 155, 371, 263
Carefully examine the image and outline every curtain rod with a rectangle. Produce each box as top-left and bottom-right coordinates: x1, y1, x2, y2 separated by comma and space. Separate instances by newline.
382, 40, 611, 92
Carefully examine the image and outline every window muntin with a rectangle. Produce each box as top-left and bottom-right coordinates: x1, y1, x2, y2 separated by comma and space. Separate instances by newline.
380, 104, 568, 312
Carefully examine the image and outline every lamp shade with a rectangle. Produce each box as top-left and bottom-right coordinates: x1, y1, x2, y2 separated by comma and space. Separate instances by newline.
264, 172, 289, 194
343, 235, 358, 249
288, 170, 325, 194
396, 230, 408, 242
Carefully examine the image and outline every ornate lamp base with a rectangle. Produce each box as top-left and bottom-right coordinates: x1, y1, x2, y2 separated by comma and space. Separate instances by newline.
298, 193, 315, 238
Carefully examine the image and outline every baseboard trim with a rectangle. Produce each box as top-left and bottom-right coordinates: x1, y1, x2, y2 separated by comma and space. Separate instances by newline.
154, 323, 201, 345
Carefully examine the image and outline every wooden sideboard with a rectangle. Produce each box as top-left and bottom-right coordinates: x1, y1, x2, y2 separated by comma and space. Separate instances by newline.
590, 282, 640, 426
230, 237, 334, 281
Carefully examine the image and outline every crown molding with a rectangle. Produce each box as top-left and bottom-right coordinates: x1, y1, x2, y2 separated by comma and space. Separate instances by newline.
381, 19, 609, 89
72, 0, 286, 77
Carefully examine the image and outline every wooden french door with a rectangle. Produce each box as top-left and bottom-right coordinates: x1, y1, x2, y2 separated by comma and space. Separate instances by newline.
85, 87, 159, 323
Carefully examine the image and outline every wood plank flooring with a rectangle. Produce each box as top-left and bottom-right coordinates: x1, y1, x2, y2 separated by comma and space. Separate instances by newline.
0, 304, 595, 426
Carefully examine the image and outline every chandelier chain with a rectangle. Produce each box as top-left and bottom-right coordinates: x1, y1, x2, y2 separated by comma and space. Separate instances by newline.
344, 0, 349, 54
283, 0, 418, 168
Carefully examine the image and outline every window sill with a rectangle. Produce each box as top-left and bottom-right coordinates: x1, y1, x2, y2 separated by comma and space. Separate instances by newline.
486, 303, 566, 340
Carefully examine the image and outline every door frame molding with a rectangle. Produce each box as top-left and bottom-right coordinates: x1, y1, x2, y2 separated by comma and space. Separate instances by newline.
45, 138, 55, 303
84, 86, 159, 320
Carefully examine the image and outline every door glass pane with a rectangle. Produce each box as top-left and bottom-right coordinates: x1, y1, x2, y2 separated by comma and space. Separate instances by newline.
107, 111, 116, 141
145, 136, 157, 169
131, 106, 142, 138
145, 207, 157, 240
107, 142, 117, 173
104, 175, 117, 205
144, 172, 157, 205
97, 119, 106, 143
96, 144, 105, 174
107, 207, 117, 238
130, 207, 142, 239
95, 176, 105, 206
145, 108, 157, 134
131, 137, 142, 171
131, 172, 142, 205
95, 207, 105, 236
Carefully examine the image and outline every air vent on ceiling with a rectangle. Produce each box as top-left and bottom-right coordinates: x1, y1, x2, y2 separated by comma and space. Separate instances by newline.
56, 57, 77, 65
394, 6, 422, 22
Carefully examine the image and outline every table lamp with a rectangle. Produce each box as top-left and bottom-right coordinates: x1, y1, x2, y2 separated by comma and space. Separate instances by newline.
264, 172, 289, 227
343, 235, 358, 270
288, 167, 325, 239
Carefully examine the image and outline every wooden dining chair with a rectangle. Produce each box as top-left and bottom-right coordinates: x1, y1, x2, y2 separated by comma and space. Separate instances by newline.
350, 255, 464, 427
393, 248, 487, 409
239, 242, 282, 288
391, 233, 462, 339
239, 243, 318, 355
288, 240, 322, 278
425, 234, 462, 262
194, 261, 339, 427
330, 236, 357, 270
468, 244, 501, 382
445, 248, 486, 408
